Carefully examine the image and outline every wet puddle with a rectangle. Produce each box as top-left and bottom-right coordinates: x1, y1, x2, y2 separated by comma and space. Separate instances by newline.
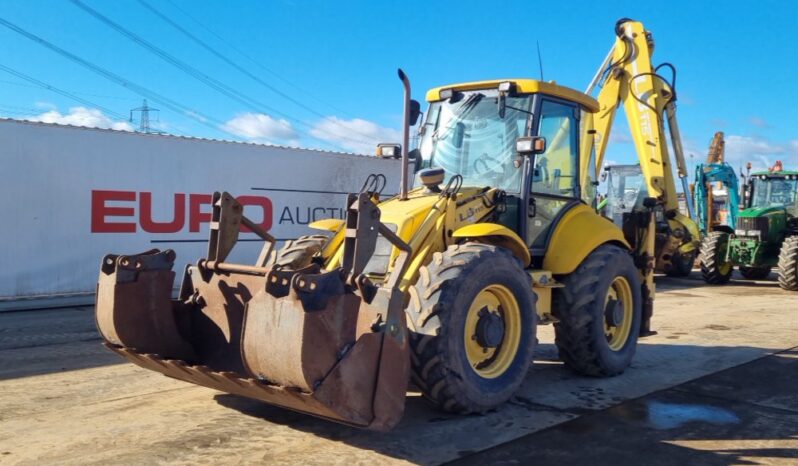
644, 401, 740, 429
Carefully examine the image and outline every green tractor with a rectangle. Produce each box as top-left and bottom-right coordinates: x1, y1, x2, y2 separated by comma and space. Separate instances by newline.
699, 167, 798, 289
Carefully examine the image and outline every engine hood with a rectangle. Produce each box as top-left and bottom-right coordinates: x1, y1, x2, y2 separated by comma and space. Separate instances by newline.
377, 186, 489, 241
739, 205, 786, 218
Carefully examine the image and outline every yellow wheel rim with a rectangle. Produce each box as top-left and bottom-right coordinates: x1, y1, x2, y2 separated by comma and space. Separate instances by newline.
719, 261, 733, 276
717, 236, 732, 276
463, 284, 522, 379
604, 277, 634, 351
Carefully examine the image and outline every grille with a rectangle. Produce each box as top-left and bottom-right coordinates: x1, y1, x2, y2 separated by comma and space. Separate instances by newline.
735, 216, 769, 239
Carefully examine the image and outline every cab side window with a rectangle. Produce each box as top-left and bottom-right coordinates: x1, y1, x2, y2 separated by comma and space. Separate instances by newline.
527, 100, 579, 249
532, 101, 578, 197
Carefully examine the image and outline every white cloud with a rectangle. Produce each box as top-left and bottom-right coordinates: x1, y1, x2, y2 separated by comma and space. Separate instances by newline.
749, 117, 770, 129
185, 110, 208, 123
221, 112, 297, 142
25, 107, 133, 131
310, 117, 400, 154
725, 134, 798, 171
34, 101, 56, 111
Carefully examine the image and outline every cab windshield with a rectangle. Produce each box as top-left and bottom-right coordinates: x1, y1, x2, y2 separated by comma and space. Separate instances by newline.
751, 175, 798, 215
417, 90, 533, 192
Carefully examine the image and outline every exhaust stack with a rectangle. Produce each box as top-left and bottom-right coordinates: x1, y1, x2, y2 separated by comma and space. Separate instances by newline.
398, 68, 411, 201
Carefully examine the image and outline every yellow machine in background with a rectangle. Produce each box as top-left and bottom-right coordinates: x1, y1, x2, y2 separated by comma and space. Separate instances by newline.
95, 19, 695, 430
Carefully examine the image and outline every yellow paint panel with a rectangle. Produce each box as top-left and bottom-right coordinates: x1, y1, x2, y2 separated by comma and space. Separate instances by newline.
671, 212, 701, 252
308, 218, 344, 232
453, 223, 531, 267
426, 79, 599, 112
543, 204, 629, 274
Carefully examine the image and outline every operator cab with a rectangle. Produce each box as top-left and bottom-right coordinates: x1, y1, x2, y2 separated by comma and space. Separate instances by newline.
601, 163, 648, 227
417, 79, 600, 263
747, 172, 798, 216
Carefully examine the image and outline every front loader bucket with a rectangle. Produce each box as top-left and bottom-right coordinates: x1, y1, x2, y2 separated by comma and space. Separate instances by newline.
95, 191, 411, 430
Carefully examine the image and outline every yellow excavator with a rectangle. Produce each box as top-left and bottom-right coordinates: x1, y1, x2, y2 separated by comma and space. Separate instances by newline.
96, 18, 695, 430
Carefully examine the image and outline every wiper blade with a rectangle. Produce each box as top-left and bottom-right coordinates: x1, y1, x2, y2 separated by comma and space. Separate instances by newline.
433, 93, 484, 141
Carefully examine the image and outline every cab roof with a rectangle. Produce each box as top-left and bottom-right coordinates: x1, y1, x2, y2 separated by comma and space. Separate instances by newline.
425, 79, 599, 113
751, 170, 798, 176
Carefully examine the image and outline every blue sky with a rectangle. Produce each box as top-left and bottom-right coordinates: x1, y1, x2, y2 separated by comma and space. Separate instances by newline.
1, 0, 796, 172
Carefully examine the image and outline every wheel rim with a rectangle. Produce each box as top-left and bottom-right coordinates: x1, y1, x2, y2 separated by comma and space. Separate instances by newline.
719, 261, 733, 276
604, 276, 634, 351
463, 284, 522, 379
716, 236, 732, 275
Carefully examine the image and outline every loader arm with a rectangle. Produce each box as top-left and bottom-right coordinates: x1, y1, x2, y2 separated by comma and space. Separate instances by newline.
587, 18, 700, 274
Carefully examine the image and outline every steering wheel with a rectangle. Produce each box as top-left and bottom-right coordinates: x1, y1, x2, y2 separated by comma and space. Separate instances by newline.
472, 153, 503, 175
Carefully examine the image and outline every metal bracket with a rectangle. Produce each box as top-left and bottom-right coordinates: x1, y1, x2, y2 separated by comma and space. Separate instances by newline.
101, 249, 176, 283
203, 191, 277, 274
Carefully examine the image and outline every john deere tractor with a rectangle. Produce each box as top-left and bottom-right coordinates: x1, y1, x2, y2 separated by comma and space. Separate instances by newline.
700, 168, 798, 289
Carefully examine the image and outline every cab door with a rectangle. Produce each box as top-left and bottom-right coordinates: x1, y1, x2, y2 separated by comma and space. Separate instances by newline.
525, 98, 581, 258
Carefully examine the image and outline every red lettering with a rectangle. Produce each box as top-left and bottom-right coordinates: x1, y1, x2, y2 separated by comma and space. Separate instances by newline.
140, 193, 185, 233
92, 190, 273, 235
189, 193, 213, 233
238, 195, 273, 232
91, 190, 136, 233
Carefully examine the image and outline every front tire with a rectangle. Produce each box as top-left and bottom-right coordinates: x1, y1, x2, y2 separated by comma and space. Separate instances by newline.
777, 236, 798, 291
738, 266, 771, 280
553, 244, 642, 377
407, 243, 537, 414
269, 234, 328, 269
699, 231, 733, 284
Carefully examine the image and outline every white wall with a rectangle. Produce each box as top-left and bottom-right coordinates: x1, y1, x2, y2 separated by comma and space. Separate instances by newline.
0, 119, 401, 308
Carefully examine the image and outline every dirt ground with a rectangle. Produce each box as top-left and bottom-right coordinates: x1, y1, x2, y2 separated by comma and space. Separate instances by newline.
1, 271, 796, 465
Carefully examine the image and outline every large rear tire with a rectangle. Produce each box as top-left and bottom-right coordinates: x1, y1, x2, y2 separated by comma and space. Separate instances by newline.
406, 243, 537, 414
699, 231, 733, 284
738, 266, 771, 280
270, 234, 328, 269
553, 244, 642, 377
777, 236, 798, 291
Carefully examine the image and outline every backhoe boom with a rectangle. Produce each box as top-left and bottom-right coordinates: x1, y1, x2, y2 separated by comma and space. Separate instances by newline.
589, 19, 700, 275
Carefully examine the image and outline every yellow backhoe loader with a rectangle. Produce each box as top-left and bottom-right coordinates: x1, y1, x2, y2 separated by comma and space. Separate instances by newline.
96, 18, 696, 430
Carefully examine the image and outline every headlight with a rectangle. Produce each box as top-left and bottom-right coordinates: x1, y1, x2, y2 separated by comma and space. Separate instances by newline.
735, 229, 746, 236
747, 229, 761, 237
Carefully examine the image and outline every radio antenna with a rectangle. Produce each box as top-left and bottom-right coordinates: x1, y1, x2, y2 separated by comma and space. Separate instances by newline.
536, 40, 544, 81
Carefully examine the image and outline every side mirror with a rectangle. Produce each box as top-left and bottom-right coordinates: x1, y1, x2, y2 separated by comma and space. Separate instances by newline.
376, 143, 401, 159
408, 148, 422, 172
497, 81, 514, 119
409, 100, 421, 126
516, 136, 546, 156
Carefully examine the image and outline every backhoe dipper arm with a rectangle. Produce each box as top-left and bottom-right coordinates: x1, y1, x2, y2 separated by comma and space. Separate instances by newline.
588, 19, 694, 220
